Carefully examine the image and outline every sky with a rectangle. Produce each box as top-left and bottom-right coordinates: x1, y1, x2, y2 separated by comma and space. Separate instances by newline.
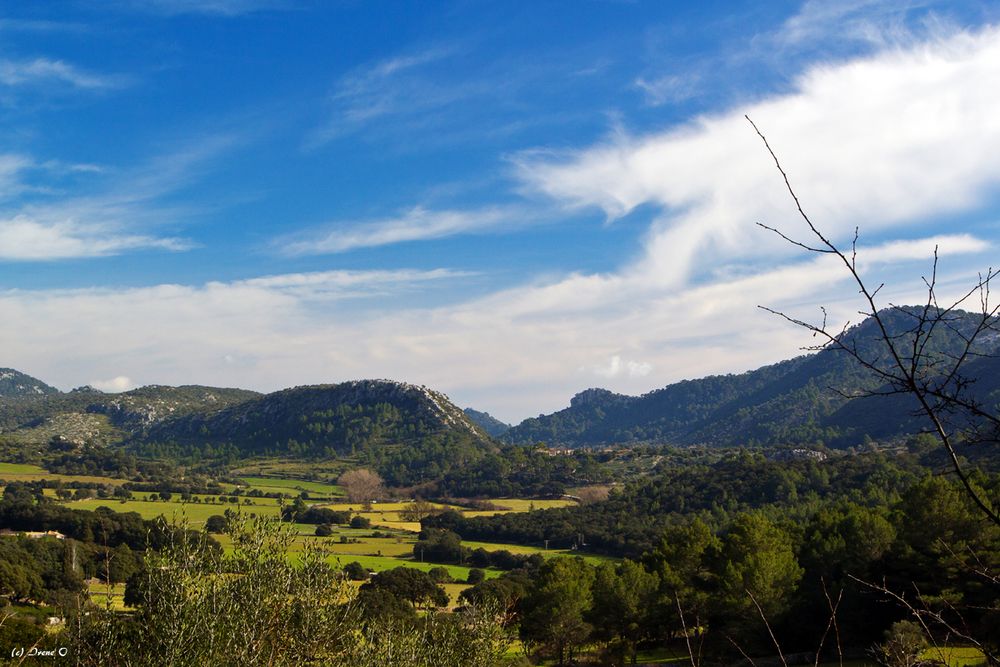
2, 0, 1000, 423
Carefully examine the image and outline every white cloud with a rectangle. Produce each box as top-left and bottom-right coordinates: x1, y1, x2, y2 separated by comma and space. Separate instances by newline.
310, 48, 459, 143
634, 73, 702, 107
91, 376, 134, 392
516, 24, 1000, 289
0, 58, 125, 90
279, 206, 517, 255
773, 0, 931, 49
590, 355, 653, 379
116, 0, 284, 16
0, 133, 238, 261
0, 216, 188, 260
7, 22, 1000, 422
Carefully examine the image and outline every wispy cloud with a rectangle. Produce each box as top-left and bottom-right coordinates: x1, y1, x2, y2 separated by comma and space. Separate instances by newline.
90, 376, 134, 392
0, 58, 127, 90
114, 0, 287, 16
773, 0, 934, 49
0, 133, 239, 261
590, 355, 652, 379
6, 18, 1000, 422
310, 48, 459, 144
278, 206, 519, 255
634, 72, 702, 107
0, 19, 89, 34
0, 216, 188, 260
517, 23, 1000, 288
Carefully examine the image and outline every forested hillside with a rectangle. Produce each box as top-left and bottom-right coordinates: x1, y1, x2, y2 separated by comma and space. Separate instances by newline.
505, 308, 1000, 448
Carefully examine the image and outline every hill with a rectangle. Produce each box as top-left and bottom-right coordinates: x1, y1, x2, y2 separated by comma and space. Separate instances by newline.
504, 308, 1000, 448
136, 380, 496, 485
463, 408, 511, 437
0, 382, 261, 443
0, 368, 59, 397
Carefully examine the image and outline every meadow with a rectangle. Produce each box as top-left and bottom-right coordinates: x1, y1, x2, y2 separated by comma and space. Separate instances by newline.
0, 462, 127, 486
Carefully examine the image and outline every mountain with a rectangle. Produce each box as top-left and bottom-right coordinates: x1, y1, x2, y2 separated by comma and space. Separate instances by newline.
135, 380, 496, 484
464, 408, 511, 437
0, 369, 59, 397
504, 308, 1000, 448
0, 381, 260, 440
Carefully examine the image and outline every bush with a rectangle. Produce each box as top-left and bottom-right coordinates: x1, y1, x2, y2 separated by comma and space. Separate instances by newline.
350, 516, 371, 529
314, 524, 333, 537
467, 568, 486, 585
428, 566, 453, 584
344, 561, 369, 581
205, 515, 228, 534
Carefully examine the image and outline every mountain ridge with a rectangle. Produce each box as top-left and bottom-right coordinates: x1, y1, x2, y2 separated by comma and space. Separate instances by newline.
503, 307, 1000, 448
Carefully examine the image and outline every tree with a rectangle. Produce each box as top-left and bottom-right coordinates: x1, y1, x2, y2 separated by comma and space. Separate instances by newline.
205, 515, 228, 534
399, 498, 439, 522
643, 517, 718, 639
343, 561, 369, 581
590, 560, 659, 665
749, 116, 1000, 527
520, 556, 596, 666
715, 512, 802, 640
77, 514, 512, 666
360, 567, 449, 609
427, 566, 453, 584
337, 469, 385, 507
750, 118, 1000, 658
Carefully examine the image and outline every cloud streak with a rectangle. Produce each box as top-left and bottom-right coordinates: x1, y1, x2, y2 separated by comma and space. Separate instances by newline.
0, 58, 126, 90
6, 19, 1000, 422
517, 23, 1000, 289
278, 206, 519, 255
0, 133, 240, 261
0, 216, 188, 260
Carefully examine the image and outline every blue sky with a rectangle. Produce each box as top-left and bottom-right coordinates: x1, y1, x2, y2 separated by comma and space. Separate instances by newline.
2, 0, 1000, 422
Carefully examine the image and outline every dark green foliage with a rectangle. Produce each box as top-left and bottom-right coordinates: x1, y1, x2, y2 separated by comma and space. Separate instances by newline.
360, 567, 449, 608
427, 566, 452, 584
463, 408, 510, 437
205, 515, 228, 533
0, 482, 218, 555
349, 515, 370, 529
505, 308, 1000, 449
343, 561, 369, 581
589, 559, 660, 664
414, 528, 463, 564
0, 368, 59, 397
436, 445, 611, 497
0, 615, 47, 653
425, 449, 924, 557
466, 568, 485, 585
134, 381, 495, 485
314, 524, 333, 537
520, 557, 595, 666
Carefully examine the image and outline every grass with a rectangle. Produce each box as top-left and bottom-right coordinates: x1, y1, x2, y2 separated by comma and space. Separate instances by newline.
0, 462, 127, 486
238, 476, 343, 497
633, 647, 692, 664
50, 470, 614, 580
924, 647, 987, 667
326, 554, 491, 582
68, 498, 283, 526
88, 581, 129, 611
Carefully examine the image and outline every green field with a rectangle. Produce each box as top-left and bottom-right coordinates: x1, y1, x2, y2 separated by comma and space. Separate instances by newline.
238, 476, 343, 497
88, 581, 129, 611
43, 472, 613, 585
0, 462, 127, 486
68, 498, 283, 526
